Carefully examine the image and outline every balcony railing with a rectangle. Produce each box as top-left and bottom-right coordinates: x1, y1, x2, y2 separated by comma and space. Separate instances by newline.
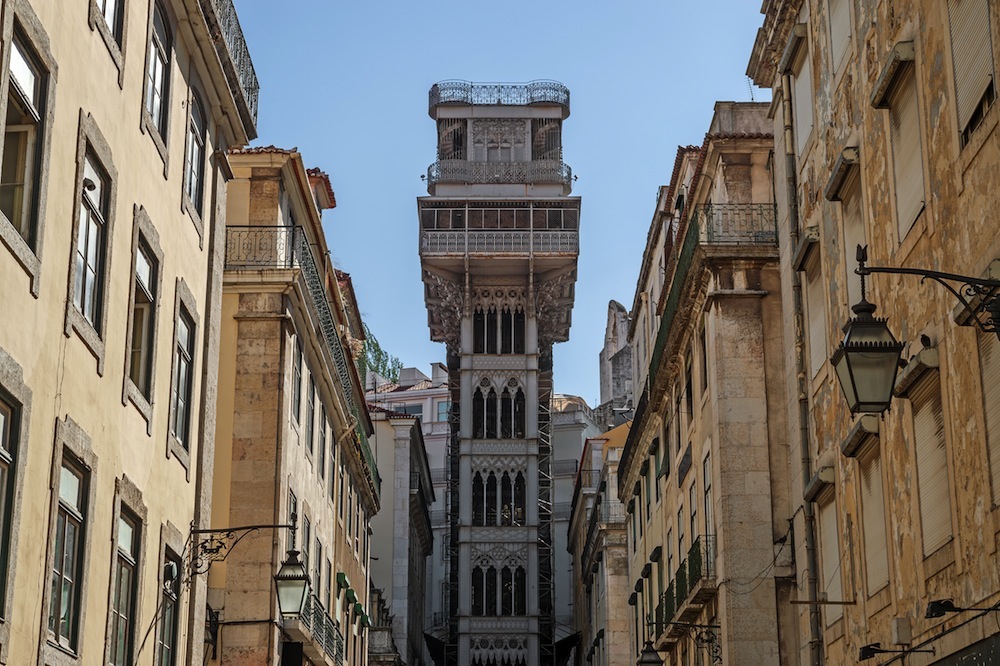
686, 534, 716, 586
658, 535, 717, 638
224, 226, 381, 496
426, 159, 572, 188
201, 0, 259, 135
300, 594, 345, 665
421, 229, 578, 256
429, 80, 570, 113
582, 500, 626, 564
693, 203, 777, 244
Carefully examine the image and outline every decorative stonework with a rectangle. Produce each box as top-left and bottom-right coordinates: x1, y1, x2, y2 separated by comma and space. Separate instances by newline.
471, 119, 526, 148
471, 542, 527, 568
472, 372, 526, 391
469, 441, 532, 455
424, 270, 463, 348
473, 287, 527, 312
471, 456, 527, 475
535, 270, 576, 347
469, 634, 528, 665
470, 527, 532, 544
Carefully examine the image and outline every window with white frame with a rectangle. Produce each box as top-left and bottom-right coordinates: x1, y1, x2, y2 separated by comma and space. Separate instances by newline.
49, 459, 87, 650
889, 66, 925, 239
128, 239, 157, 399
74, 153, 111, 329
828, 0, 851, 73
858, 446, 889, 594
184, 92, 206, 214
818, 494, 843, 624
109, 511, 140, 666
948, 0, 995, 146
144, 2, 170, 136
292, 338, 302, 424
911, 377, 953, 555
169, 306, 195, 448
157, 550, 180, 666
97, 0, 123, 44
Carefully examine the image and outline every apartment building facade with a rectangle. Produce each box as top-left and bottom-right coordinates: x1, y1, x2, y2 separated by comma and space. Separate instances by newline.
748, 0, 1000, 662
617, 103, 789, 665
0, 0, 256, 662
209, 147, 379, 665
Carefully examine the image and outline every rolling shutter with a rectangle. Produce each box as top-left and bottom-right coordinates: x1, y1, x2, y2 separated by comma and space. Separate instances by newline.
793, 51, 814, 156
859, 446, 889, 593
829, 0, 851, 71
819, 497, 843, 623
948, 0, 994, 131
890, 70, 925, 238
911, 379, 952, 555
978, 333, 1000, 503
806, 261, 827, 377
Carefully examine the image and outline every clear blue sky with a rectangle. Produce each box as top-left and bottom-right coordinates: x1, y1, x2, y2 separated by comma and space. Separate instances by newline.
237, 1, 771, 407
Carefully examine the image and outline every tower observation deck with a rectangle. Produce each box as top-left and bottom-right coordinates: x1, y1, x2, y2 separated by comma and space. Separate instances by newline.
419, 80, 580, 666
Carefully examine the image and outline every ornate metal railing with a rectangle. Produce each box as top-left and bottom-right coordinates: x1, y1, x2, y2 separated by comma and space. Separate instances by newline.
675, 559, 689, 606
429, 80, 570, 113
420, 229, 578, 255
225, 226, 298, 267
300, 594, 345, 665
659, 581, 676, 637
686, 535, 716, 586
582, 500, 626, 564
693, 203, 777, 244
201, 0, 259, 135
571, 468, 600, 513
426, 160, 572, 188
224, 226, 381, 496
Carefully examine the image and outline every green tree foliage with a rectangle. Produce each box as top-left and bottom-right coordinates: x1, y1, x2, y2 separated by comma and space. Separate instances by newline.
361, 322, 402, 385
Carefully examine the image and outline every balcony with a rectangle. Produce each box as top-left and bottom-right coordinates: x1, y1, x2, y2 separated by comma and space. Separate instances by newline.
660, 536, 717, 643
429, 80, 570, 116
201, 0, 259, 137
225, 226, 381, 497
425, 159, 573, 189
285, 594, 345, 665
581, 500, 626, 566
421, 229, 578, 256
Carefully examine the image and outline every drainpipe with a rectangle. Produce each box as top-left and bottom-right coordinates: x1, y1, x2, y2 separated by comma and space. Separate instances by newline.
782, 71, 823, 666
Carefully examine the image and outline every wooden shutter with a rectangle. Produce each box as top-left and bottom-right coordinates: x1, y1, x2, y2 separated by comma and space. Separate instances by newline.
979, 333, 1000, 503
819, 497, 843, 623
806, 261, 827, 377
948, 0, 994, 131
829, 0, 851, 71
859, 446, 889, 593
793, 50, 814, 155
911, 379, 952, 555
890, 71, 925, 238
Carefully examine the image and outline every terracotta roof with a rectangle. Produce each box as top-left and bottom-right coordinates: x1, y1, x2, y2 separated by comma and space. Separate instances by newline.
706, 132, 773, 140
228, 145, 297, 155
367, 404, 416, 419
306, 167, 337, 208
366, 379, 435, 395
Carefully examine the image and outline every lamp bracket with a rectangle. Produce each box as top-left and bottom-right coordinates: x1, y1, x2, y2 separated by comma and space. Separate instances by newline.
189, 518, 297, 575
857, 245, 1000, 338
668, 623, 722, 664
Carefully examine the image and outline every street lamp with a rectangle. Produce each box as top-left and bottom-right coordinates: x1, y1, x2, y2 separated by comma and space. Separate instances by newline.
637, 641, 664, 665
831, 247, 904, 415
926, 598, 1000, 618
274, 549, 311, 616
860, 642, 934, 660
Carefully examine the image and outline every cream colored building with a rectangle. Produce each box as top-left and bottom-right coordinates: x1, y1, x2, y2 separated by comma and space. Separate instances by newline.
209, 147, 379, 665
568, 423, 630, 666
617, 103, 788, 665
748, 0, 1000, 663
0, 0, 255, 663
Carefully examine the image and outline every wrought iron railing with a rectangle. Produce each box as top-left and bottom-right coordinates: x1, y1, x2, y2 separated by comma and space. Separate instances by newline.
648, 217, 699, 392
659, 581, 676, 636
571, 468, 600, 513
300, 594, 345, 665
426, 160, 573, 188
224, 226, 381, 496
582, 500, 627, 564
201, 0, 259, 134
429, 80, 570, 112
693, 203, 777, 244
420, 229, 578, 255
686, 535, 716, 587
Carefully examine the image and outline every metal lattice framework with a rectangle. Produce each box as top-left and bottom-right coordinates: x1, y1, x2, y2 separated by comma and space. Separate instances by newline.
426, 160, 572, 189
537, 350, 555, 665
201, 0, 259, 134
429, 80, 570, 113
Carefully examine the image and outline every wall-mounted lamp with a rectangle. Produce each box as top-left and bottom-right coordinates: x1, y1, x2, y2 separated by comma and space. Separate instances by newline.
926, 598, 1000, 618
860, 642, 934, 660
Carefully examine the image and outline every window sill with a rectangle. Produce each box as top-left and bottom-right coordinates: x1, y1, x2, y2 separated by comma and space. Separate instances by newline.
866, 582, 891, 615
64, 306, 106, 376
959, 99, 998, 189
167, 433, 191, 481
181, 192, 204, 249
0, 218, 41, 296
87, 1, 125, 88
140, 110, 169, 178
124, 380, 154, 436
42, 639, 82, 666
923, 537, 955, 580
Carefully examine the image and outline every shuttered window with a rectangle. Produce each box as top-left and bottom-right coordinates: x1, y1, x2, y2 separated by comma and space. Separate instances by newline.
829, 0, 851, 72
805, 257, 827, 377
859, 446, 889, 594
978, 332, 1000, 504
818, 496, 843, 624
911, 378, 952, 555
793, 48, 814, 156
840, 174, 866, 308
948, 0, 995, 135
889, 69, 925, 239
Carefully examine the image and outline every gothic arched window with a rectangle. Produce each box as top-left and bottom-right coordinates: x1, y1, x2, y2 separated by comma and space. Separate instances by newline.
486, 566, 498, 615
501, 566, 514, 615
473, 309, 486, 354
473, 388, 485, 439
472, 566, 484, 615
513, 472, 526, 526
500, 472, 513, 526
501, 308, 514, 353
486, 388, 498, 439
514, 388, 526, 438
485, 472, 498, 525
500, 387, 513, 438
472, 472, 484, 526
486, 309, 498, 353
514, 566, 527, 615
514, 310, 525, 353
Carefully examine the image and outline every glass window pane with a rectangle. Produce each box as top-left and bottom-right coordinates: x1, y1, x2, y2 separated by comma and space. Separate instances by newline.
83, 157, 104, 209
59, 465, 81, 508
117, 516, 134, 554
9, 40, 38, 109
136, 246, 152, 294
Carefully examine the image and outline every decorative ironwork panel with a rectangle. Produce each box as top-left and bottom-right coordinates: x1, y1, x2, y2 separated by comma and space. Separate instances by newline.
202, 0, 259, 130
421, 230, 579, 255
426, 159, 572, 188
694, 203, 777, 245
429, 80, 570, 112
225, 226, 297, 268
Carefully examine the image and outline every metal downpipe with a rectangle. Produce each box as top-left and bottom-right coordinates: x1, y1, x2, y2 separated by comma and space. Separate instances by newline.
782, 71, 823, 666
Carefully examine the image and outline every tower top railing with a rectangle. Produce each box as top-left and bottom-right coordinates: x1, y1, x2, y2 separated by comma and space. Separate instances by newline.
429, 80, 570, 116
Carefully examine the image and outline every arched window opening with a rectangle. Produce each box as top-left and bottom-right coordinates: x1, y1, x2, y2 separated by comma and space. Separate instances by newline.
473, 309, 486, 354
514, 388, 526, 438
514, 566, 527, 615
486, 566, 498, 616
472, 473, 484, 526
513, 472, 526, 526
485, 473, 498, 525
500, 472, 513, 526
472, 567, 484, 616
501, 308, 514, 353
500, 388, 513, 438
501, 566, 514, 615
514, 310, 526, 353
473, 388, 485, 439
486, 309, 498, 353
486, 388, 498, 439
